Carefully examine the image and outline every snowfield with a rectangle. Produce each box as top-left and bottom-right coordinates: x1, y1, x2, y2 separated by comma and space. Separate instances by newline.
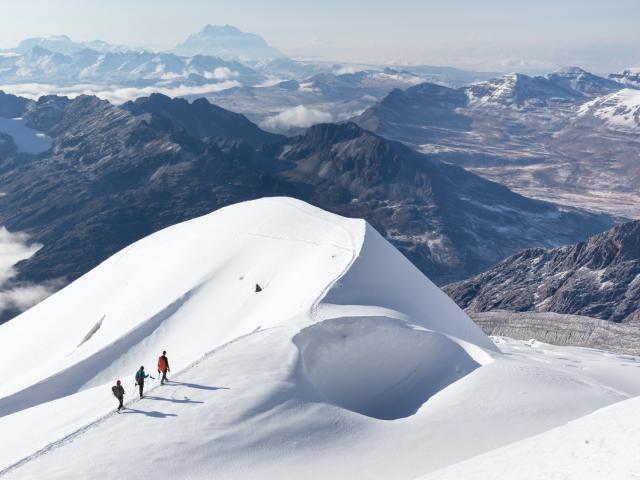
0, 198, 638, 479
578, 88, 640, 129
421, 391, 640, 480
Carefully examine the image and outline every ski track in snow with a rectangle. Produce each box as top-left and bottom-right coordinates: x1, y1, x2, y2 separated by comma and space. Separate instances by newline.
0, 200, 363, 477
0, 327, 263, 477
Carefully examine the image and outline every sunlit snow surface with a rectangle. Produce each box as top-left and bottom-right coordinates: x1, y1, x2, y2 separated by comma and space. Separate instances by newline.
0, 118, 52, 154
420, 339, 640, 479
578, 88, 640, 129
0, 198, 638, 479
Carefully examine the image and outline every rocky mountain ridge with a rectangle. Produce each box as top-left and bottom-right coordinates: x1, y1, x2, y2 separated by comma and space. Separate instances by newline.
0, 92, 614, 322
354, 68, 640, 217
445, 221, 640, 322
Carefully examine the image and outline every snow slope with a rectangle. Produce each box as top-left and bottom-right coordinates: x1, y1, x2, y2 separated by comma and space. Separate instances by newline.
421, 391, 640, 480
578, 88, 640, 129
0, 198, 638, 479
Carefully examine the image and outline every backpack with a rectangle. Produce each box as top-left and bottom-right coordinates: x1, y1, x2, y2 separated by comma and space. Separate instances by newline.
135, 370, 144, 383
112, 385, 120, 397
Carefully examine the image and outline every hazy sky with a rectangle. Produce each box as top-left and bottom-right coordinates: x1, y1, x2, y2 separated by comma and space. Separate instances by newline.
1, 0, 638, 73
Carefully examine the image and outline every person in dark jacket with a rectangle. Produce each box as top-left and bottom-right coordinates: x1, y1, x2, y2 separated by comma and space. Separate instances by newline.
135, 366, 150, 399
157, 351, 171, 385
112, 380, 125, 412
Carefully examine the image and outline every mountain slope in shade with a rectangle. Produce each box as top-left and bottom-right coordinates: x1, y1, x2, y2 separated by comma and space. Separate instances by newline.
122, 93, 283, 147
276, 122, 613, 284
445, 220, 640, 322
0, 93, 613, 323
353, 70, 640, 218
547, 66, 622, 98
1, 198, 638, 480
0, 92, 29, 118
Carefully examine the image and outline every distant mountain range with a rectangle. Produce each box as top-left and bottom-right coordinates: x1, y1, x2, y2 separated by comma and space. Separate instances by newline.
0, 44, 266, 89
609, 67, 640, 89
2, 27, 639, 326
446, 220, 640, 323
353, 67, 640, 218
8, 34, 134, 55
202, 68, 427, 132
0, 91, 614, 321
0, 27, 500, 129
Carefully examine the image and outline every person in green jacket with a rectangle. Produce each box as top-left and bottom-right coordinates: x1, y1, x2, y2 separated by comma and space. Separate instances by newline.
135, 366, 150, 399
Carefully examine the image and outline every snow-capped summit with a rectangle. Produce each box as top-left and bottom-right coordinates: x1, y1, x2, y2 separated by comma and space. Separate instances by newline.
609, 67, 640, 89
578, 88, 640, 129
0, 197, 495, 410
546, 66, 622, 97
466, 72, 584, 107
7, 35, 134, 55
0, 198, 636, 480
174, 24, 286, 62
11, 35, 82, 55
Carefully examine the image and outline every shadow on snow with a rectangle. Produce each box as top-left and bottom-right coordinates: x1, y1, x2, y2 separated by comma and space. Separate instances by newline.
121, 408, 178, 418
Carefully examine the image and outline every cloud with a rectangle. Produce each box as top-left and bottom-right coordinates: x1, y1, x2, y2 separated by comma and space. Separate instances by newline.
335, 65, 361, 75
0, 226, 56, 320
0, 227, 41, 285
0, 284, 55, 313
203, 67, 238, 80
262, 105, 333, 131
0, 81, 241, 104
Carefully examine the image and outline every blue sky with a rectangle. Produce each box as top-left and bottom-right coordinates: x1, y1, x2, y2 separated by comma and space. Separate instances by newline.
1, 0, 638, 73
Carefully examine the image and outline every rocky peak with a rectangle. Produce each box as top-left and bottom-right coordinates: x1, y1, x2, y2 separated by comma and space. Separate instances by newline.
445, 220, 640, 322
546, 67, 622, 97
122, 93, 281, 147
0, 91, 30, 118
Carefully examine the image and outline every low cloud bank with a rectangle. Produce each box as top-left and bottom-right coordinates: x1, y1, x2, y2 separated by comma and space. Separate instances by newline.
0, 81, 241, 104
0, 227, 39, 285
0, 284, 55, 314
262, 105, 333, 131
0, 226, 56, 321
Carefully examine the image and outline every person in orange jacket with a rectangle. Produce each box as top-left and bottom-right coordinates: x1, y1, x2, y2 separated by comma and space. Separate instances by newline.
158, 350, 170, 385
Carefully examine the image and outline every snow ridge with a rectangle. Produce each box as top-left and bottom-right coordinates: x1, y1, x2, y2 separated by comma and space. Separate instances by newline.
2, 198, 636, 480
